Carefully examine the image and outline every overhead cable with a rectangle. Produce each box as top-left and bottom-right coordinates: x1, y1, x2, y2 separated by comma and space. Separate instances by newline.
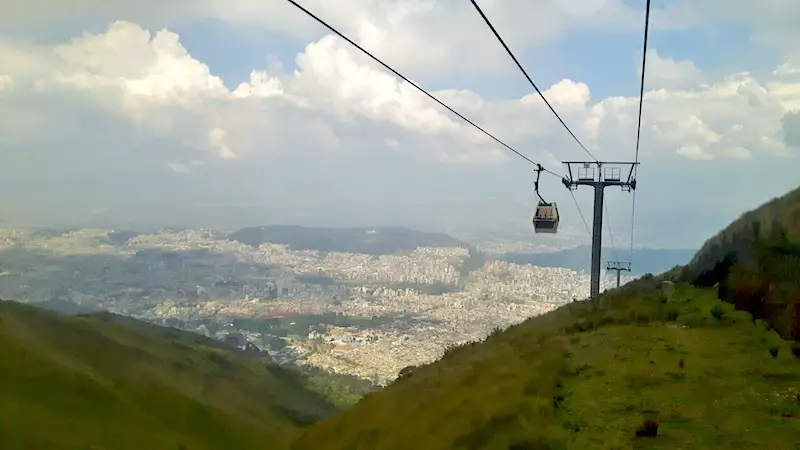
285, 0, 564, 178
628, 0, 652, 262
604, 200, 619, 262
469, 0, 598, 162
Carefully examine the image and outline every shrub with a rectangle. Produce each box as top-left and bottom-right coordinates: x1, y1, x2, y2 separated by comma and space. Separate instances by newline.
442, 344, 460, 359
397, 365, 417, 380
597, 316, 616, 327
488, 326, 503, 338
634, 419, 659, 438
710, 304, 726, 321
565, 320, 595, 334
507, 437, 553, 450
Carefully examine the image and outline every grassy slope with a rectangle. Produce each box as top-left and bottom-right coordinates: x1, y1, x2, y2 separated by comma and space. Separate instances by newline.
0, 301, 338, 450
292, 282, 800, 450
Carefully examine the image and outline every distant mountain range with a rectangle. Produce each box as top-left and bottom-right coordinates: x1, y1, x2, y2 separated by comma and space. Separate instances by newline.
501, 245, 697, 276
228, 225, 695, 276
23, 225, 694, 277
228, 225, 471, 255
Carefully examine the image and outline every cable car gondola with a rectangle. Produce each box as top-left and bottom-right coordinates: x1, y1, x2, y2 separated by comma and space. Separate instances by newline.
532, 165, 559, 234
533, 201, 559, 233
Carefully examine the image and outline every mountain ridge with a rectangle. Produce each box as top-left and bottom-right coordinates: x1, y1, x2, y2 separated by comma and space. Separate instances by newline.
228, 225, 471, 254
502, 246, 696, 276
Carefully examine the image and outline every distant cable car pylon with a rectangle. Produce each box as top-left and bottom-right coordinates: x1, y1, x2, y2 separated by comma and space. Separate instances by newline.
606, 260, 632, 288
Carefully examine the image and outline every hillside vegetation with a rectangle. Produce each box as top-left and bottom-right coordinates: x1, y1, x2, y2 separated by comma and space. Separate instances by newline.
680, 186, 800, 282
673, 186, 800, 343
504, 246, 695, 277
0, 301, 338, 450
292, 281, 800, 449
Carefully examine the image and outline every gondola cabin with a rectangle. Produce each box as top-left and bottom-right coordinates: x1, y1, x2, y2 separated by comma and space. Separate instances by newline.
533, 202, 559, 233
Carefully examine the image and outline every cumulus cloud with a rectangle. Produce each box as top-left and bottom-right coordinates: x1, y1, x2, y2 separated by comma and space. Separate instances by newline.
1, 17, 799, 247
4, 0, 800, 80
1, 21, 505, 164
168, 162, 192, 174
644, 50, 704, 90
0, 0, 694, 80
3, 21, 799, 164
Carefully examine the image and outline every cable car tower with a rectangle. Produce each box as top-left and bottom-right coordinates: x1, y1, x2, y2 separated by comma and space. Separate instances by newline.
606, 261, 631, 288
562, 161, 638, 299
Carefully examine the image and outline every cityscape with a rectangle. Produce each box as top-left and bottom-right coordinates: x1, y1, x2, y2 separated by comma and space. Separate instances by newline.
0, 227, 630, 384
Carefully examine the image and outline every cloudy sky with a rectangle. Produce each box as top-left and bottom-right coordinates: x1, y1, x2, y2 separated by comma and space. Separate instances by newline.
0, 0, 798, 250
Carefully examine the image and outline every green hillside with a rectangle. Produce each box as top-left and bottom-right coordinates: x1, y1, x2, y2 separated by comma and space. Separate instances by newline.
679, 185, 800, 282
0, 300, 338, 450
672, 186, 800, 342
292, 281, 800, 450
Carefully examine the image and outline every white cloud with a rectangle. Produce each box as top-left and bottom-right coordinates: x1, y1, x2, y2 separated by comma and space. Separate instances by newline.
1, 18, 800, 247
645, 50, 704, 89
49, 21, 228, 105
4, 0, 800, 80
233, 71, 284, 98
677, 144, 713, 161
168, 162, 191, 173
3, 21, 799, 165
768, 78, 800, 113
0, 0, 684, 80
0, 74, 13, 94
774, 63, 800, 77
528, 79, 591, 106
439, 147, 508, 166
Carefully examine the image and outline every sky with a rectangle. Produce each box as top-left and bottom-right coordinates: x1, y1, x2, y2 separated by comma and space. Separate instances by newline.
0, 0, 799, 250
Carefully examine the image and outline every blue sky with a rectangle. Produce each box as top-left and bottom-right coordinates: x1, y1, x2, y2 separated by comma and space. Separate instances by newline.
170, 12, 786, 111
175, 19, 304, 88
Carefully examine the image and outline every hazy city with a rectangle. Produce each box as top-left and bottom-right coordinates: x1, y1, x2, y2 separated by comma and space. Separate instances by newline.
0, 226, 629, 384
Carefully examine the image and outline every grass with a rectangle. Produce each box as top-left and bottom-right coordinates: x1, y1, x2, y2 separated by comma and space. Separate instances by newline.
292, 365, 378, 409
291, 283, 800, 450
0, 300, 338, 450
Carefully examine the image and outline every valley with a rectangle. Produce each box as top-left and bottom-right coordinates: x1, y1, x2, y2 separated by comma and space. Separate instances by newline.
0, 226, 629, 384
